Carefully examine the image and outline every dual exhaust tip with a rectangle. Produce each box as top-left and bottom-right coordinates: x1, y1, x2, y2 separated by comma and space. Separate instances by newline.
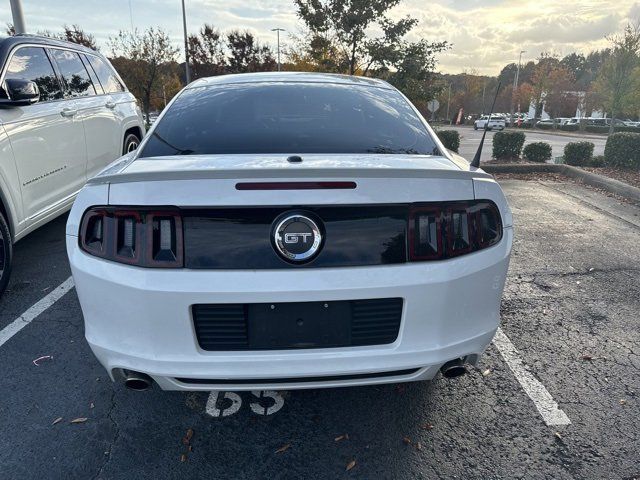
440, 358, 468, 379
123, 370, 153, 391
122, 360, 467, 390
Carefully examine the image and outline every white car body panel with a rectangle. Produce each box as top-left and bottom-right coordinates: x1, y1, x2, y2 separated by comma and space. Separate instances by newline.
67, 159, 513, 391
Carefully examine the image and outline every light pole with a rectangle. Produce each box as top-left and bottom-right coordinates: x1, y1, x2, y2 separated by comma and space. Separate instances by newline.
271, 28, 285, 71
509, 50, 526, 126
446, 83, 452, 124
9, 0, 26, 34
181, 0, 191, 84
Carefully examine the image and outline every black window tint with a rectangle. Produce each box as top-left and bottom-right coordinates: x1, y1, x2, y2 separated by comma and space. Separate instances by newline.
86, 55, 124, 93
81, 54, 103, 95
140, 83, 439, 157
4, 47, 62, 101
50, 49, 95, 97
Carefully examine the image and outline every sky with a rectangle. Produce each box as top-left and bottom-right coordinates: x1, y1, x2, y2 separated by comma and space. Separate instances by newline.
1, 0, 639, 75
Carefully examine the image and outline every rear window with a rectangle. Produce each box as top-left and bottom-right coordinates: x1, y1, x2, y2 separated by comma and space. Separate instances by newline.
139, 83, 439, 157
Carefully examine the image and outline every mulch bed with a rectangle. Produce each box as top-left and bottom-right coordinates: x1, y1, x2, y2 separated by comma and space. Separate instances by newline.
581, 167, 640, 190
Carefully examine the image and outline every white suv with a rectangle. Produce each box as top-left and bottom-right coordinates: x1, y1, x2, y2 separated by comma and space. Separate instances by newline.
474, 115, 506, 131
0, 35, 145, 295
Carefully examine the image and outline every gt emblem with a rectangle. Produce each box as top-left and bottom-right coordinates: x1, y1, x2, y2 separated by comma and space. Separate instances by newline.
273, 213, 323, 262
284, 232, 312, 244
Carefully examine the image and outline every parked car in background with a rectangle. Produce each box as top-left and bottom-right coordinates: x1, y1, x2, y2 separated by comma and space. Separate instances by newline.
67, 72, 513, 392
0, 34, 145, 295
474, 115, 506, 130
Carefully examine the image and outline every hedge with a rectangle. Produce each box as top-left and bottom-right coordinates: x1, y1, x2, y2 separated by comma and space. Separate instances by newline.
492, 131, 526, 160
436, 130, 460, 153
564, 142, 594, 166
584, 125, 640, 134
523, 142, 552, 162
590, 155, 605, 167
560, 124, 579, 132
604, 132, 640, 169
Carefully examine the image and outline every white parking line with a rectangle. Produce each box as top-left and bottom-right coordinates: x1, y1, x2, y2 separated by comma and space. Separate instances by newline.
493, 327, 571, 426
0, 277, 75, 348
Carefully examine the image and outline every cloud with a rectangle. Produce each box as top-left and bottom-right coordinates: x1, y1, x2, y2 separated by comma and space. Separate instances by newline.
0, 0, 636, 74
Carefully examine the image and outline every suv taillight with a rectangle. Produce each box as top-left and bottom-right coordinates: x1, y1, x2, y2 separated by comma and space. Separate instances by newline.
79, 207, 183, 268
409, 200, 502, 261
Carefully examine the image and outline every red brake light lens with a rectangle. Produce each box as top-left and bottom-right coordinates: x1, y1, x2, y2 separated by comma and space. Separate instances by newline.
409, 200, 502, 261
79, 207, 183, 268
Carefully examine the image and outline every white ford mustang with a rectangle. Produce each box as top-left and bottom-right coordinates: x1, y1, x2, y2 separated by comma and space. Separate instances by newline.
66, 72, 513, 392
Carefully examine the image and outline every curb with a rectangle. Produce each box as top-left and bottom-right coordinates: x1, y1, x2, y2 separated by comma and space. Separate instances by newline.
482, 163, 640, 204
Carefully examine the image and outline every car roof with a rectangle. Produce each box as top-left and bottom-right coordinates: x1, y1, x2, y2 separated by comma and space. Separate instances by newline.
187, 72, 394, 89
0, 34, 101, 59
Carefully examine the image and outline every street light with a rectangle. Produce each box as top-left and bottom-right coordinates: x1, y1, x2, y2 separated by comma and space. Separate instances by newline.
509, 50, 526, 126
181, 0, 191, 84
271, 28, 285, 72
9, 0, 26, 34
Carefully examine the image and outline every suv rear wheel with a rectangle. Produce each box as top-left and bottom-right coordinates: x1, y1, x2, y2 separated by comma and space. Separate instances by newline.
0, 212, 12, 297
123, 133, 141, 154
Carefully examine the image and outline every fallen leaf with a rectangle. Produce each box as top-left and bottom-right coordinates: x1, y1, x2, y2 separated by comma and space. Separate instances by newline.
588, 267, 595, 272
71, 417, 88, 424
402, 436, 411, 445
32, 355, 53, 366
90, 402, 95, 409
346, 459, 356, 471
52, 417, 63, 425
554, 432, 562, 440
188, 446, 193, 452
334, 434, 349, 442
275, 443, 291, 454
482, 368, 492, 376
576, 281, 581, 285
415, 442, 423, 451
620, 399, 627, 405
421, 423, 433, 430
180, 454, 187, 462
582, 355, 593, 361
182, 428, 194, 445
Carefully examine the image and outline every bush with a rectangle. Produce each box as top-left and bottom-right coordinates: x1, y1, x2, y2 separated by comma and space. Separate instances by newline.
537, 122, 553, 130
564, 141, 594, 166
522, 142, 552, 162
604, 132, 640, 169
590, 155, 605, 168
492, 131, 526, 160
436, 130, 460, 153
560, 124, 579, 132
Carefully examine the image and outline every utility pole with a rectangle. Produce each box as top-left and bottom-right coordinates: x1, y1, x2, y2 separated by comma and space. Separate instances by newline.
181, 0, 191, 84
10, 0, 26, 34
271, 28, 285, 71
509, 50, 526, 127
446, 83, 452, 124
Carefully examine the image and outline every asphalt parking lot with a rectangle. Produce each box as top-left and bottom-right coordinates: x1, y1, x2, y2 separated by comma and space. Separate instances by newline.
450, 126, 607, 163
0, 179, 639, 479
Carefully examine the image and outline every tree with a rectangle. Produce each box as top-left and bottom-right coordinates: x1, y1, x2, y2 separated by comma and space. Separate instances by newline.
60, 24, 98, 50
593, 23, 640, 132
530, 53, 562, 118
109, 28, 179, 117
294, 0, 446, 76
543, 66, 577, 124
187, 24, 226, 79
226, 30, 276, 73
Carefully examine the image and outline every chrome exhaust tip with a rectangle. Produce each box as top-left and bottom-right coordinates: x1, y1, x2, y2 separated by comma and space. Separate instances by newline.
440, 359, 467, 379
123, 371, 153, 391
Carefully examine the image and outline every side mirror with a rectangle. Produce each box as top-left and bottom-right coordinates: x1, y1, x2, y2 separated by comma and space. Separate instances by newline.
0, 79, 40, 107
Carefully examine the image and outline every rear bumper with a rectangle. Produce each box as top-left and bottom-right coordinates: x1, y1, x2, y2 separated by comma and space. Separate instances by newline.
67, 228, 512, 391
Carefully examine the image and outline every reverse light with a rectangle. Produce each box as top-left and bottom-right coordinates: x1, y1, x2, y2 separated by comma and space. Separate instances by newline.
409, 200, 502, 261
80, 207, 183, 268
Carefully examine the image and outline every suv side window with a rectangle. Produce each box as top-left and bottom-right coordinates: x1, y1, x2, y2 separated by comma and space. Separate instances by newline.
86, 55, 125, 93
80, 54, 104, 95
3, 46, 63, 102
50, 49, 96, 98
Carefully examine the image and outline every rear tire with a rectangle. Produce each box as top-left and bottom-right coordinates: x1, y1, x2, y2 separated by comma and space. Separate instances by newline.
123, 133, 141, 154
0, 212, 12, 297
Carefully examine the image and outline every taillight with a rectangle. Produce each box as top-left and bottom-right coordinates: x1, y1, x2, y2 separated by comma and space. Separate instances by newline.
79, 207, 183, 268
409, 200, 502, 261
